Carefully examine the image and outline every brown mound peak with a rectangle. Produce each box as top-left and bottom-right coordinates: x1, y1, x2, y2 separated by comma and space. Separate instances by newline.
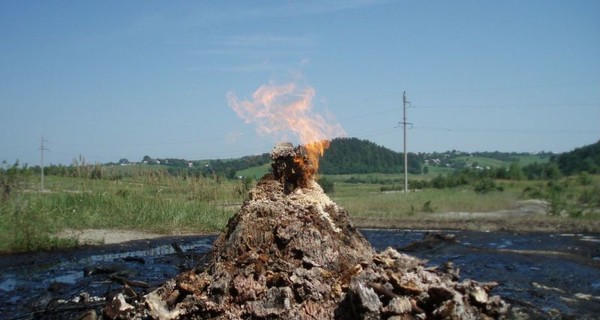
270, 141, 316, 194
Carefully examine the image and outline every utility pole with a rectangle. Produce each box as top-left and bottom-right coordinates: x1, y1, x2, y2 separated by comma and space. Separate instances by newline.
402, 92, 411, 195
40, 135, 48, 192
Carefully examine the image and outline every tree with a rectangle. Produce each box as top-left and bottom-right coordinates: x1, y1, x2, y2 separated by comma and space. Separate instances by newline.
317, 177, 335, 194
557, 140, 600, 175
507, 163, 524, 180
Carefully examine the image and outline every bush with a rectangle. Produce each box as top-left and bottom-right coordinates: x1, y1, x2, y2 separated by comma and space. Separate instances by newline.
522, 185, 544, 199
345, 177, 365, 184
317, 177, 335, 194
89, 164, 102, 180
578, 186, 600, 207
578, 171, 593, 186
547, 190, 567, 216
421, 200, 435, 213
474, 178, 501, 194
409, 179, 430, 189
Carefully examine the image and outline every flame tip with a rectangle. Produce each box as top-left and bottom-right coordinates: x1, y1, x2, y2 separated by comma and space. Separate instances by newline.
229, 81, 344, 173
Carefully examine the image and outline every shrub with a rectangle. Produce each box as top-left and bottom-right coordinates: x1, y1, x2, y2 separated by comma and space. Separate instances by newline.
578, 186, 600, 206
547, 190, 567, 216
578, 171, 593, 186
421, 200, 435, 213
522, 185, 544, 199
474, 178, 500, 194
317, 177, 335, 194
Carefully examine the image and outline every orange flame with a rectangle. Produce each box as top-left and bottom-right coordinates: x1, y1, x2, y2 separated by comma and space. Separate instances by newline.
227, 82, 345, 170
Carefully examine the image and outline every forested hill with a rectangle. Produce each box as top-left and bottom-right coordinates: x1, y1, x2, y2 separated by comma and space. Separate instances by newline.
320, 137, 422, 174
557, 139, 600, 175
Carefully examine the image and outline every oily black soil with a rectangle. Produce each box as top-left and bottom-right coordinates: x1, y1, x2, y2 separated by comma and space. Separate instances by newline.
1, 230, 599, 319
353, 216, 600, 233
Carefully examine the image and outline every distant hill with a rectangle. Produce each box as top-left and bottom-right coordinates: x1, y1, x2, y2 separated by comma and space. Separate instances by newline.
320, 137, 423, 174
94, 138, 596, 179
556, 139, 600, 175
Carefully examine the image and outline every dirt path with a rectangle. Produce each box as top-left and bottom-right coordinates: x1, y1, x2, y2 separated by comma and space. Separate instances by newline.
55, 229, 218, 245
56, 229, 166, 244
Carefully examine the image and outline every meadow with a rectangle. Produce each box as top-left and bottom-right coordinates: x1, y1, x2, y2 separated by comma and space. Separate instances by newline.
0, 167, 247, 253
1, 164, 598, 253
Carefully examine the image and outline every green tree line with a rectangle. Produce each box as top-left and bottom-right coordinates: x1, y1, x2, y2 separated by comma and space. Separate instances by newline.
4, 139, 599, 181
320, 137, 423, 174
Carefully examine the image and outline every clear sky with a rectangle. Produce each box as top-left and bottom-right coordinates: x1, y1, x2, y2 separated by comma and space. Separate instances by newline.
1, 0, 599, 166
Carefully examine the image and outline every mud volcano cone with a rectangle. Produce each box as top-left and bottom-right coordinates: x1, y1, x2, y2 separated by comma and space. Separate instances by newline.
123, 143, 509, 319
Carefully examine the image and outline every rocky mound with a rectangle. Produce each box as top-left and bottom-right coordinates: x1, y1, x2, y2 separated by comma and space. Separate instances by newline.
106, 143, 509, 319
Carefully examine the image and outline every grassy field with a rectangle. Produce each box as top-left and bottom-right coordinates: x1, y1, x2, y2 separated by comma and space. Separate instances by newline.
0, 171, 246, 253
331, 182, 518, 218
452, 154, 550, 169
330, 173, 599, 216
1, 165, 598, 253
514, 154, 552, 166
237, 163, 271, 180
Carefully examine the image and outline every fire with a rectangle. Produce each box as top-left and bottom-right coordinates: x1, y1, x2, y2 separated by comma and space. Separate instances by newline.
227, 82, 345, 171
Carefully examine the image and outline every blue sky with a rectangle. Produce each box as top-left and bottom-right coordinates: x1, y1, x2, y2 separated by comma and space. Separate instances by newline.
1, 0, 599, 166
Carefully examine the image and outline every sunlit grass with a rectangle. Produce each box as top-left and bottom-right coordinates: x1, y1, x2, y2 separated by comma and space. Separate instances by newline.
332, 182, 518, 218
1, 167, 598, 253
0, 172, 246, 253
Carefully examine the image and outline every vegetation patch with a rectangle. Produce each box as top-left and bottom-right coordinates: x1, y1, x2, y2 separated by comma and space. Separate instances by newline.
1, 138, 599, 252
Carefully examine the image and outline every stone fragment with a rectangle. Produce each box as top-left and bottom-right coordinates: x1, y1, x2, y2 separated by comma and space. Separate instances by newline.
386, 296, 413, 314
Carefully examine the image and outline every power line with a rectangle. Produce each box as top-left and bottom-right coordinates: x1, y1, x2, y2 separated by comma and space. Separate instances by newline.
413, 103, 600, 109
412, 126, 598, 135
405, 82, 600, 94
338, 107, 396, 120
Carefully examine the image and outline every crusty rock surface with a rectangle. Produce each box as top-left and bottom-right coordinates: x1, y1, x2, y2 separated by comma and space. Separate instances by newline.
106, 172, 509, 319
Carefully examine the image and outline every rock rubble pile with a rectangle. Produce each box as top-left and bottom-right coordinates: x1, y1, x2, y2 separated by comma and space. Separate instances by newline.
107, 143, 509, 319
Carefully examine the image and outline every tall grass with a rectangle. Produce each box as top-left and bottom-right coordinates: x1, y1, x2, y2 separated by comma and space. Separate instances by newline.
0, 192, 78, 253
0, 170, 248, 253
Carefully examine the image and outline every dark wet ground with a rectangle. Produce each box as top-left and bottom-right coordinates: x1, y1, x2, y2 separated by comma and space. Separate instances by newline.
1, 230, 599, 319
0, 236, 217, 319
362, 229, 600, 319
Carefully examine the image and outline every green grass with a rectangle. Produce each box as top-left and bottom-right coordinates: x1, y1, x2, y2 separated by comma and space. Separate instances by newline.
2, 165, 598, 253
329, 174, 600, 220
515, 154, 551, 166
453, 154, 550, 169
332, 182, 519, 218
0, 194, 79, 253
454, 156, 508, 168
237, 163, 271, 179
0, 173, 246, 253
422, 166, 455, 177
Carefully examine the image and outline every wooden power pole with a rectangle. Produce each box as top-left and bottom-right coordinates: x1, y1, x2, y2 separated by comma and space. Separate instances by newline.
402, 92, 410, 194
40, 135, 48, 191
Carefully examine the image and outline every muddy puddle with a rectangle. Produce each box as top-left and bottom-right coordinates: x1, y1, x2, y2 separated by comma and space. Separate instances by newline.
1, 230, 599, 319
